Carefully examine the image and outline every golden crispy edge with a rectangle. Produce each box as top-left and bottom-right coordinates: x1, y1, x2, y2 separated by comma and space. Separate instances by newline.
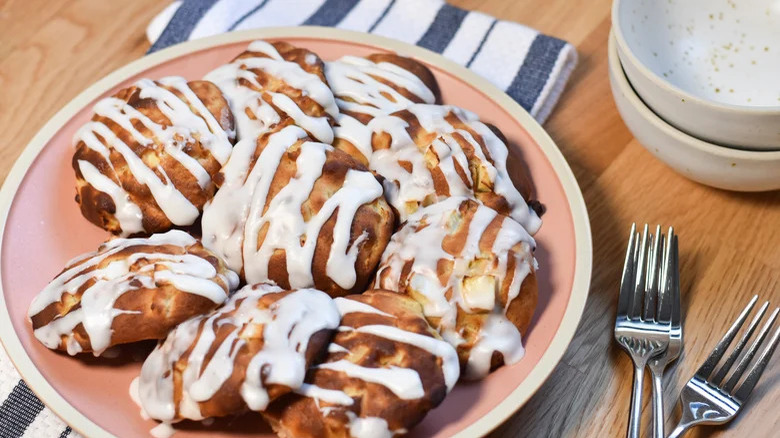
365, 53, 442, 104
30, 241, 232, 353
264, 290, 449, 437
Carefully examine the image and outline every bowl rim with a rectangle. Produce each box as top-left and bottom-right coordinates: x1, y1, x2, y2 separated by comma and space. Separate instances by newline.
611, 0, 780, 114
0, 26, 593, 438
608, 30, 780, 160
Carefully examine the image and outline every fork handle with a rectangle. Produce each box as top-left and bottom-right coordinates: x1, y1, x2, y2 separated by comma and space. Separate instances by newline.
627, 363, 645, 438
650, 368, 665, 438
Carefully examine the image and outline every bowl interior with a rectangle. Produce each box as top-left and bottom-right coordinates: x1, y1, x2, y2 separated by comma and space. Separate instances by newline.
616, 0, 780, 108
1, 36, 579, 437
609, 30, 780, 159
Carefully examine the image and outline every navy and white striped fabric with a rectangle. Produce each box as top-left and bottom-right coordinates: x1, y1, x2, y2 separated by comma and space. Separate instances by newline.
147, 0, 578, 123
0, 348, 73, 437
0, 1, 577, 436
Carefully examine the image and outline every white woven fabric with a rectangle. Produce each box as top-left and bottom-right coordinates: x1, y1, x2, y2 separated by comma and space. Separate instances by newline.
147, 0, 578, 123
0, 347, 78, 437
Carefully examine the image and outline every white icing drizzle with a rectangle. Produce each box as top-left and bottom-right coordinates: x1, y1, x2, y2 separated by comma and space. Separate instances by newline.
326, 55, 436, 162
28, 230, 238, 356
75, 77, 234, 235
204, 40, 337, 143
77, 160, 144, 232
150, 422, 176, 438
333, 298, 394, 318
374, 197, 537, 379
129, 376, 152, 421
367, 104, 541, 233
333, 114, 373, 160
201, 125, 384, 290
466, 312, 526, 378
347, 413, 397, 438
201, 127, 307, 273
326, 56, 435, 118
327, 342, 351, 354
296, 383, 354, 406
137, 284, 339, 423
317, 360, 425, 400
155, 76, 235, 164
349, 324, 459, 391
292, 294, 458, 436
332, 296, 459, 392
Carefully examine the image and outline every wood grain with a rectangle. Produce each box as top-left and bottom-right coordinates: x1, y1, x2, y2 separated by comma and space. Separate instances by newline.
0, 1, 777, 437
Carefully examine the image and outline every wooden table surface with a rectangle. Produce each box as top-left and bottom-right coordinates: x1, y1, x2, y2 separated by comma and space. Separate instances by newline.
0, 1, 777, 437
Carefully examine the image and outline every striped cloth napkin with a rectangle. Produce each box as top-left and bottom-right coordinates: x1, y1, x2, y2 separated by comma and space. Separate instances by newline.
0, 348, 74, 437
0, 1, 577, 436
147, 0, 578, 123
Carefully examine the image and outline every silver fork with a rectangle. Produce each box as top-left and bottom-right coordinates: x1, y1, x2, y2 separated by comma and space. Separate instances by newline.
667, 295, 780, 438
615, 224, 675, 438
648, 233, 681, 438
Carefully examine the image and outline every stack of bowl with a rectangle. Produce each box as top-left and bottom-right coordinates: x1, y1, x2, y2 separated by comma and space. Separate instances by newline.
609, 0, 780, 191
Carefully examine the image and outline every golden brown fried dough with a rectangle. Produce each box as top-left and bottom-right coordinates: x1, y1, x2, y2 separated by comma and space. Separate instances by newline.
136, 283, 340, 423
374, 197, 538, 379
326, 53, 440, 164
202, 122, 394, 298
205, 40, 339, 143
28, 230, 239, 355
264, 290, 459, 438
368, 104, 541, 232
72, 77, 236, 235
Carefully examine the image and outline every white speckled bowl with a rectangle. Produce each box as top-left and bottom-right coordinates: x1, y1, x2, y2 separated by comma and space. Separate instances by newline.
609, 32, 780, 192
612, 0, 780, 150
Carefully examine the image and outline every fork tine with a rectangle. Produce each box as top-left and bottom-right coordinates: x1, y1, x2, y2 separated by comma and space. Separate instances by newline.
733, 322, 780, 402
643, 225, 662, 321
710, 301, 770, 386
617, 223, 638, 318
630, 224, 650, 319
670, 234, 681, 329
695, 295, 759, 380
725, 307, 779, 394
656, 229, 675, 323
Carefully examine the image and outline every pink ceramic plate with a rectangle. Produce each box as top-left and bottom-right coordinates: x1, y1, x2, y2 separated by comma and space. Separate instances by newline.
0, 27, 591, 438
